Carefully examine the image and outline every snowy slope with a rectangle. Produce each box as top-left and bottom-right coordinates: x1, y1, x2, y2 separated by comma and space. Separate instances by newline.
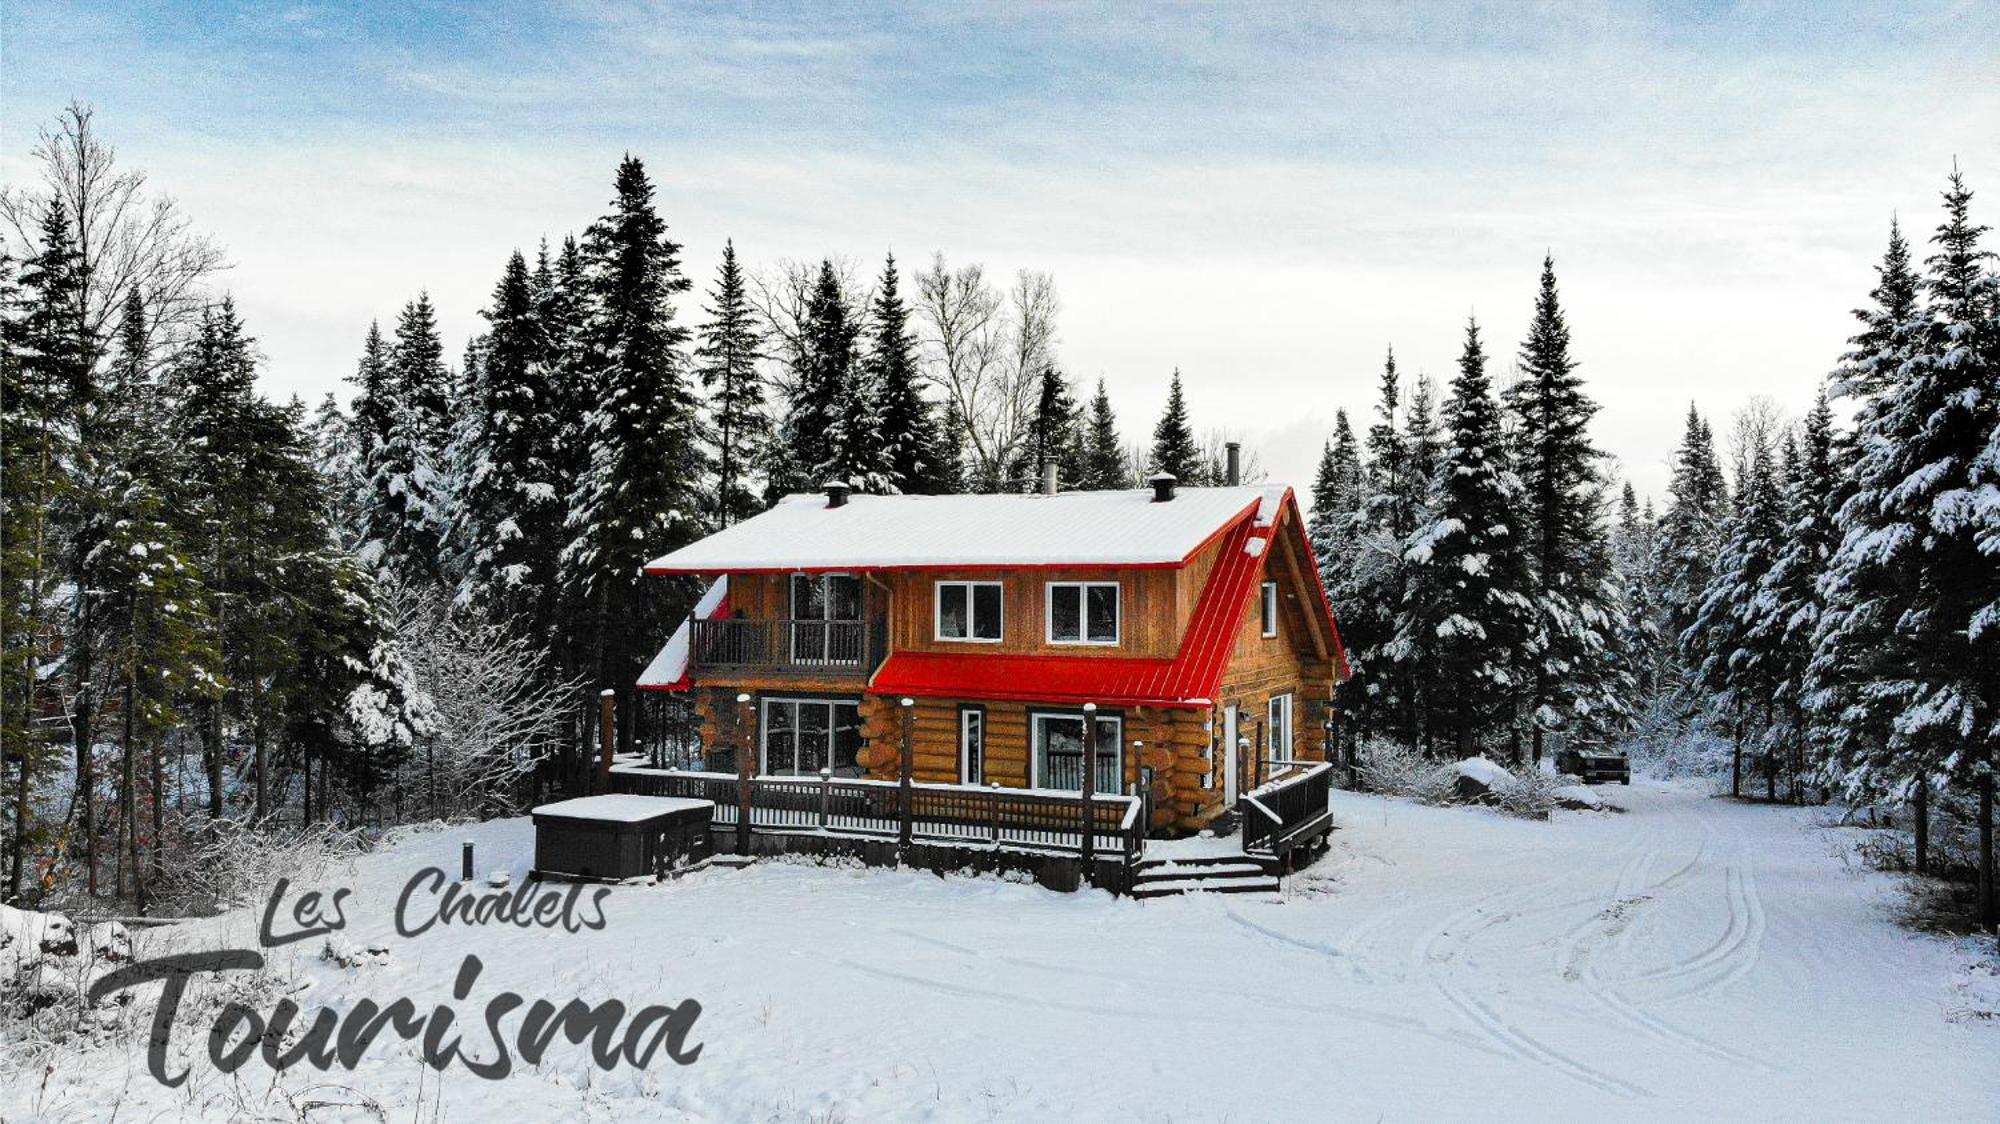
6, 781, 1994, 1122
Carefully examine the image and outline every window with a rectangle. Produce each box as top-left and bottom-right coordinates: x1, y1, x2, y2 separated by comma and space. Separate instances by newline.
1046, 581, 1119, 645
761, 698, 863, 776
959, 707, 986, 784
1031, 711, 1122, 792
1268, 693, 1294, 761
1261, 581, 1279, 637
935, 581, 1003, 642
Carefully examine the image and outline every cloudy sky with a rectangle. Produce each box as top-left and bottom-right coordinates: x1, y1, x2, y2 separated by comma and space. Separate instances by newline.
4, 1, 1995, 501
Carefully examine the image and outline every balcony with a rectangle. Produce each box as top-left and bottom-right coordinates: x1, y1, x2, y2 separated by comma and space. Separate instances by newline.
691, 617, 887, 677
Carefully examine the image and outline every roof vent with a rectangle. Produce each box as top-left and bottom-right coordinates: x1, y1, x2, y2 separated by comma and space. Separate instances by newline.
1225, 441, 1241, 487
823, 480, 852, 509
1148, 472, 1178, 503
1041, 462, 1060, 496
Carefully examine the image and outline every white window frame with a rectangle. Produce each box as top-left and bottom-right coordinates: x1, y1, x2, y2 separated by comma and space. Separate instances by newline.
1261, 581, 1279, 638
959, 707, 986, 785
1268, 693, 1294, 761
934, 580, 1004, 643
1028, 710, 1124, 792
1045, 580, 1121, 646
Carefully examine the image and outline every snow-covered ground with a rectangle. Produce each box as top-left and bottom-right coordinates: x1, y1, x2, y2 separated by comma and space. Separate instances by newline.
6, 780, 1995, 1121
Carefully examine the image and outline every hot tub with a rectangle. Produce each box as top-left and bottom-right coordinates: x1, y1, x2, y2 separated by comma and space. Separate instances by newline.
531, 794, 714, 882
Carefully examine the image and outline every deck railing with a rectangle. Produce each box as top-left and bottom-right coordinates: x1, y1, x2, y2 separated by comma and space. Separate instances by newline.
1240, 760, 1334, 857
610, 766, 1144, 864
690, 617, 886, 674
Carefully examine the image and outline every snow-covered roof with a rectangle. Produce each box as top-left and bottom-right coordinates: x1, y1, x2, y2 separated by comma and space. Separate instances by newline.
637, 577, 728, 691
643, 485, 1287, 573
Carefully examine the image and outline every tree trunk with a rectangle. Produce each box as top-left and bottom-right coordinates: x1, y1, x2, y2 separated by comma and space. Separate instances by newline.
122, 672, 138, 907
75, 682, 96, 896
1914, 775, 1930, 875
1978, 772, 1995, 930
1730, 713, 1743, 798
203, 699, 224, 818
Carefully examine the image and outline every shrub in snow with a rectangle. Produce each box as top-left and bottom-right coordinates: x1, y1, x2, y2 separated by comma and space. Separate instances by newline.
1355, 737, 1457, 804
154, 818, 369, 917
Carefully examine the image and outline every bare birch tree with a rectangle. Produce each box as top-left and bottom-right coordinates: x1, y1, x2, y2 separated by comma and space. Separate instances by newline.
913, 254, 1059, 487
0, 101, 227, 368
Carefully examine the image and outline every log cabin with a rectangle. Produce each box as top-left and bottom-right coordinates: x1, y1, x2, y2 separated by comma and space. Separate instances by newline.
634, 467, 1347, 837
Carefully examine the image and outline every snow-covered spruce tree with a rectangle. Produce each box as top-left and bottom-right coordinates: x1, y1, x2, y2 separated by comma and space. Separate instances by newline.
1394, 319, 1535, 757
1685, 413, 1786, 796
2, 225, 82, 899
1754, 393, 1841, 800
933, 393, 970, 495
1505, 255, 1628, 754
1342, 349, 1415, 741
866, 252, 949, 495
1149, 369, 1203, 484
1609, 482, 1662, 700
453, 249, 567, 628
1654, 405, 1730, 650
775, 259, 881, 494
1078, 378, 1129, 490
1815, 173, 1997, 918
695, 239, 769, 523
1308, 409, 1365, 588
560, 155, 706, 755
537, 236, 597, 519
1008, 364, 1083, 490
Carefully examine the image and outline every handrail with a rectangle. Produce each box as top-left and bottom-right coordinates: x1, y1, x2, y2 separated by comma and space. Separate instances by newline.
1239, 760, 1333, 856
1241, 794, 1282, 824
609, 766, 1145, 866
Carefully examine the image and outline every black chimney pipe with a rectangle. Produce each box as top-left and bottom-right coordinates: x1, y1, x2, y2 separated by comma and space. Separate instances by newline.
1148, 472, 1178, 503
824, 480, 852, 508
1225, 441, 1241, 487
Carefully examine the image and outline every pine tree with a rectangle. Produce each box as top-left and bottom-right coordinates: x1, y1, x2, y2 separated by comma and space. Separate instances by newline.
695, 241, 769, 523
1396, 319, 1536, 755
1149, 369, 1201, 484
1814, 172, 1998, 920
776, 260, 876, 493
1686, 414, 1786, 795
1, 229, 78, 899
865, 252, 947, 495
1308, 410, 1365, 592
1654, 404, 1730, 649
1756, 393, 1840, 798
456, 250, 566, 624
1506, 255, 1627, 753
1009, 364, 1083, 490
1365, 349, 1409, 539
561, 155, 707, 754
1078, 378, 1129, 490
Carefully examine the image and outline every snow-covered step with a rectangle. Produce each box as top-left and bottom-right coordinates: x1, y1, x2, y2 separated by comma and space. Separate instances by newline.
1129, 853, 1280, 898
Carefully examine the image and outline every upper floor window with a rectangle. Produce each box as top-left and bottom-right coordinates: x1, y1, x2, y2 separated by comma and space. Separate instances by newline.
1047, 581, 1119, 645
936, 580, 1003, 642
1261, 581, 1279, 638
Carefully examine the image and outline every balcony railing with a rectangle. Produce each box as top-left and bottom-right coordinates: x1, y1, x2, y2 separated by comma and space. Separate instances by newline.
691, 617, 886, 675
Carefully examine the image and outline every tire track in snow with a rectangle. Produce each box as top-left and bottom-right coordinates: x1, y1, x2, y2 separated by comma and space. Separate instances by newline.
1417, 884, 1654, 1100
1612, 818, 1768, 1004
875, 931, 1513, 1059
1556, 820, 1777, 1071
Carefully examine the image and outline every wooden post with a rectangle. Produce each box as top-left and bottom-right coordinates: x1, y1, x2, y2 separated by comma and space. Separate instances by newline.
461, 840, 474, 881
735, 692, 754, 856
898, 697, 915, 850
597, 689, 616, 792
989, 781, 1002, 845
1080, 703, 1097, 884
819, 766, 832, 830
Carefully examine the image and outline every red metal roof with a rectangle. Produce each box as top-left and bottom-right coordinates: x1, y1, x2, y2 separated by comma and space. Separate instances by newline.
640, 488, 1350, 706
869, 499, 1281, 709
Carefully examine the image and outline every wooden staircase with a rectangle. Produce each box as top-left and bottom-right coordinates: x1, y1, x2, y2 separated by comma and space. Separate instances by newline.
1129, 853, 1280, 899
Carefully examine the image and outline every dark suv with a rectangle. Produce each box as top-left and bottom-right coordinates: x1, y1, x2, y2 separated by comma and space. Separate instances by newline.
1557, 740, 1631, 785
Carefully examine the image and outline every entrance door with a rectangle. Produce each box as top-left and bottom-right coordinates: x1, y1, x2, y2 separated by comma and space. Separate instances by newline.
790, 574, 862, 664
1222, 705, 1240, 803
